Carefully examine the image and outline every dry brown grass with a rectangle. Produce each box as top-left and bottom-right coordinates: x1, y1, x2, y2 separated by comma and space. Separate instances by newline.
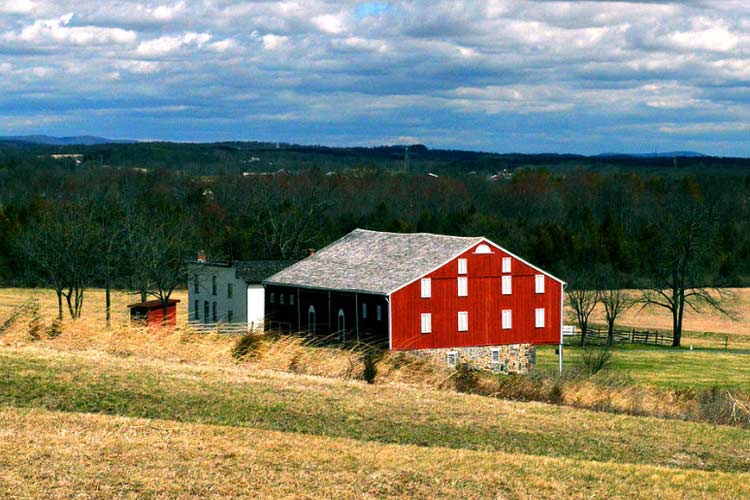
2, 287, 749, 428
564, 287, 750, 349
0, 287, 458, 389
0, 287, 190, 325
2, 406, 748, 500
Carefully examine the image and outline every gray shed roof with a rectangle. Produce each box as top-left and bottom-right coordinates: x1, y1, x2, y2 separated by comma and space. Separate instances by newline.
264, 229, 485, 295
235, 260, 296, 284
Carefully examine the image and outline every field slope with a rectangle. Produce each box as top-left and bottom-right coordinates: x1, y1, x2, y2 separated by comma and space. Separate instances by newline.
0, 346, 749, 499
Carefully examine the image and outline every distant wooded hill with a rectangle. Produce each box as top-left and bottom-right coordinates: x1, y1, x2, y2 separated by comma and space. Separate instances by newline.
1, 140, 748, 176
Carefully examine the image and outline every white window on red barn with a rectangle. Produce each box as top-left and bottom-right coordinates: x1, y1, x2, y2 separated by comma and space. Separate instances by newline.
535, 308, 545, 328
420, 313, 432, 334
458, 258, 468, 274
475, 243, 492, 254
502, 257, 511, 273
458, 311, 468, 332
447, 351, 458, 366
491, 349, 500, 364
502, 276, 512, 295
421, 278, 432, 298
457, 277, 468, 297
535, 274, 545, 294
502, 309, 512, 330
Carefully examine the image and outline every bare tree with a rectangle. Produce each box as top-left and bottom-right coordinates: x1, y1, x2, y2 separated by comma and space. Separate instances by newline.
598, 270, 635, 346
18, 201, 98, 319
123, 205, 191, 324
567, 287, 599, 346
639, 188, 730, 347
215, 176, 331, 260
565, 269, 599, 346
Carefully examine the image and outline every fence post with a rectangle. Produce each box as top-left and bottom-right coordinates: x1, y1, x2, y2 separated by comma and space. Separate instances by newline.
725, 336, 729, 351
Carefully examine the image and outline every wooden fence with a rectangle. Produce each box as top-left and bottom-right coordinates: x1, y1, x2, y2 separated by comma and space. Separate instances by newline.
570, 327, 674, 346
187, 321, 258, 336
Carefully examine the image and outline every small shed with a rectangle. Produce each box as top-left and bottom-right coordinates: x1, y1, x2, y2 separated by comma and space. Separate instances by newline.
127, 299, 180, 327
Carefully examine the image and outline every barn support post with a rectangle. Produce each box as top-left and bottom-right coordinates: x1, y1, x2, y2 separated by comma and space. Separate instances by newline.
296, 287, 301, 332
386, 295, 392, 350
355, 292, 360, 342
559, 283, 566, 375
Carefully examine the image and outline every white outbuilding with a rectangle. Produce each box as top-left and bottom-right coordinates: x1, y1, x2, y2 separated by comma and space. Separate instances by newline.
188, 258, 294, 331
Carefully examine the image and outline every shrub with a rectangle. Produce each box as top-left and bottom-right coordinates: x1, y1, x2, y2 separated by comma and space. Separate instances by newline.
697, 386, 739, 425
454, 363, 480, 393
47, 319, 62, 339
28, 312, 42, 341
232, 333, 261, 360
362, 352, 378, 384
579, 344, 612, 375
548, 380, 565, 404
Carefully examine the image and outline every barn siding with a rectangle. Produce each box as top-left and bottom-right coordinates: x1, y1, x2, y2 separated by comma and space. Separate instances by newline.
390, 241, 562, 350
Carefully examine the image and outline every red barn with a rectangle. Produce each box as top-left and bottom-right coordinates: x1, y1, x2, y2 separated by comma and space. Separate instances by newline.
127, 299, 180, 328
264, 229, 564, 372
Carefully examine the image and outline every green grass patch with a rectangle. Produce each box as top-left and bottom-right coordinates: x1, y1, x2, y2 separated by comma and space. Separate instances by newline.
537, 344, 750, 391
1, 347, 749, 473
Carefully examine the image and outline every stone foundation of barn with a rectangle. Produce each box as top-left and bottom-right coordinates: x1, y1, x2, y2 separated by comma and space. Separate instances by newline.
408, 344, 536, 374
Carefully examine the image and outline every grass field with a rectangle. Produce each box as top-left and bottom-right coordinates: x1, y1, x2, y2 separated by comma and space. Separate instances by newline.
1, 346, 750, 499
2, 287, 750, 497
537, 344, 750, 391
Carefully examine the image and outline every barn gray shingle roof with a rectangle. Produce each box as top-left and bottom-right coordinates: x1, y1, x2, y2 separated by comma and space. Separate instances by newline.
264, 229, 484, 295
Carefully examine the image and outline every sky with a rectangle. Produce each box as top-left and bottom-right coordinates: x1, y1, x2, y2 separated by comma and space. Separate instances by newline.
1, 1, 750, 156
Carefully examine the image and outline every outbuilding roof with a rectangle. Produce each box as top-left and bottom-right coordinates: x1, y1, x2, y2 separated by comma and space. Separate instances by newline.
234, 260, 296, 284
264, 229, 485, 295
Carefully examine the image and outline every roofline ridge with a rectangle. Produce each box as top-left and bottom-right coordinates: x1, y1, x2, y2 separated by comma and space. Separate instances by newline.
353, 227, 483, 239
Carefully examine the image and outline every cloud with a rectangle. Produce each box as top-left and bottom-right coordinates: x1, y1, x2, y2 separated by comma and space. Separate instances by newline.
261, 33, 288, 50
1, 1, 750, 155
136, 31, 211, 56
7, 13, 136, 45
0, 0, 36, 14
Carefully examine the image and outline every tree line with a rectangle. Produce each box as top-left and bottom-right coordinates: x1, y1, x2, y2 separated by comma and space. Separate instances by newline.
0, 159, 748, 343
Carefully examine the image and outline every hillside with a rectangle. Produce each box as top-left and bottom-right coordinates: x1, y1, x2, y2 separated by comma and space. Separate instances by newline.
1, 139, 749, 175
1, 346, 749, 499
0, 135, 135, 146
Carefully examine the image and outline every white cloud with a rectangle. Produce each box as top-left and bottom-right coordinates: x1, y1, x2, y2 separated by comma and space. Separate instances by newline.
665, 26, 740, 52
9, 13, 137, 45
116, 60, 160, 74
2, 1, 750, 154
312, 12, 348, 34
136, 31, 211, 56
0, 0, 36, 14
261, 33, 288, 50
209, 38, 238, 52
151, 1, 186, 21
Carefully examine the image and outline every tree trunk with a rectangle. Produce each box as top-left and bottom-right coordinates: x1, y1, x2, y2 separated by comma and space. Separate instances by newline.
579, 325, 587, 347
105, 281, 111, 328
607, 319, 615, 346
56, 291, 63, 321
672, 305, 682, 347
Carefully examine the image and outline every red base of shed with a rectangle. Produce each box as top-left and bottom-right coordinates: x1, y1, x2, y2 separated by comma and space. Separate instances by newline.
127, 299, 180, 328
